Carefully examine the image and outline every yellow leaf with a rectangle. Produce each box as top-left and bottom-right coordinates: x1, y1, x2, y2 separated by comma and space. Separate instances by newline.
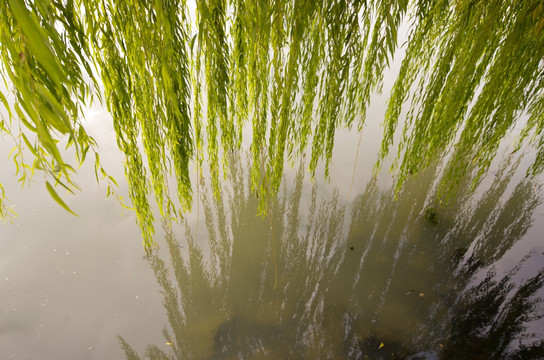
378, 342, 384, 349
165, 342, 173, 346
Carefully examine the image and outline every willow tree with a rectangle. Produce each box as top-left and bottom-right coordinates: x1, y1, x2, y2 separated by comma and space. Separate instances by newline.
0, 0, 543, 246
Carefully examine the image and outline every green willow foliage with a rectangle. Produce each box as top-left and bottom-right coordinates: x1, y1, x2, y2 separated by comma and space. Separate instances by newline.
0, 0, 543, 245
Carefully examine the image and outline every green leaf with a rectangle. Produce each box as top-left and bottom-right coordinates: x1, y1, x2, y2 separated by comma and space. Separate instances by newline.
45, 181, 79, 216
33, 82, 71, 133
21, 132, 39, 157
35, 120, 64, 167
8, 0, 64, 87
0, 91, 13, 119
13, 103, 37, 133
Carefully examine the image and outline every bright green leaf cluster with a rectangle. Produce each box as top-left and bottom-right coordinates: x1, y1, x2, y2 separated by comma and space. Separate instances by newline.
0, 0, 543, 246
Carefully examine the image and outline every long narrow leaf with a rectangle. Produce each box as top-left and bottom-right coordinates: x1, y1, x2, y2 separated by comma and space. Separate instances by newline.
45, 181, 79, 216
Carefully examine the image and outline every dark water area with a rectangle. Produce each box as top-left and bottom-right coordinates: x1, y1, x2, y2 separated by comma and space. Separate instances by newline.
119, 152, 544, 360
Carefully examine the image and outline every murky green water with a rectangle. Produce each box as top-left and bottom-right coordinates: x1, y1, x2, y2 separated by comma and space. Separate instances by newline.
1, 103, 544, 359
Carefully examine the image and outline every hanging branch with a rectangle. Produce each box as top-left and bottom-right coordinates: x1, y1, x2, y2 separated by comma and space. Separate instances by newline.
0, 0, 543, 246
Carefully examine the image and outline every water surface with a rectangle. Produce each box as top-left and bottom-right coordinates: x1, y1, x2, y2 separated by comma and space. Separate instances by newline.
1, 101, 544, 359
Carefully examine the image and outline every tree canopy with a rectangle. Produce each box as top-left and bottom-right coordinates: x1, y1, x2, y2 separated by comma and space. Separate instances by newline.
0, 0, 543, 246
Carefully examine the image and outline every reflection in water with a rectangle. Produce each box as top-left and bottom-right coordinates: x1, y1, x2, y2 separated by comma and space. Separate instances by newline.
120, 153, 544, 359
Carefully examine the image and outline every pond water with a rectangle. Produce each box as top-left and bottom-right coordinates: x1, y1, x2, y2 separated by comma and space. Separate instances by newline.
1, 84, 544, 359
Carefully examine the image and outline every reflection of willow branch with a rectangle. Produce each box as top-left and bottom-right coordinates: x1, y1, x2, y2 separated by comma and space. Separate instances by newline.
279, 157, 305, 279
448, 154, 524, 267
442, 265, 544, 359
285, 187, 347, 358
427, 152, 543, 313
150, 223, 225, 359
118, 336, 141, 360
472, 178, 541, 264
425, 155, 544, 356
331, 160, 441, 315
200, 174, 230, 281
120, 150, 543, 359
119, 225, 188, 359
326, 151, 544, 354
119, 152, 354, 358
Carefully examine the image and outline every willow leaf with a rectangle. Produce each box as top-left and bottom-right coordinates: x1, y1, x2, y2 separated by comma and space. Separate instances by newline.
45, 181, 79, 217
8, 0, 64, 87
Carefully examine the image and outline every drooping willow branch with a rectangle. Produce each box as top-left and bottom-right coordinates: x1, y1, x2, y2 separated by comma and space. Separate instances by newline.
0, 0, 543, 246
